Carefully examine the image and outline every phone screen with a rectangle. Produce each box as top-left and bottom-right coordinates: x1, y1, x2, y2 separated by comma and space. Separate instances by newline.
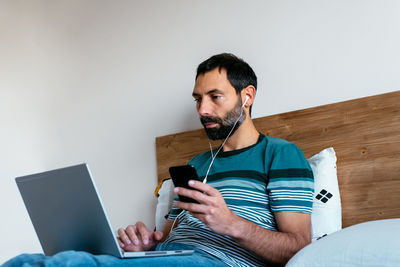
169, 165, 201, 203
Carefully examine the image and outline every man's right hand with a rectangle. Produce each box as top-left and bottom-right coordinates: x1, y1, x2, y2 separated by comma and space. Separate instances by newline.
117, 221, 163, 252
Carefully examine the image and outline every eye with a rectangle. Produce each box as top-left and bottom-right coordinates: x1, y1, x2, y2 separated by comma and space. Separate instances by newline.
193, 98, 201, 103
212, 95, 223, 101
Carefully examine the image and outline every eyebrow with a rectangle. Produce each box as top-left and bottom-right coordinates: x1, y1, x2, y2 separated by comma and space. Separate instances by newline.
192, 89, 224, 97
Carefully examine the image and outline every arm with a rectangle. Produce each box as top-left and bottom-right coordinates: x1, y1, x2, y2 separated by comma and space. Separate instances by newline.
159, 219, 175, 242
174, 180, 311, 265
229, 211, 311, 265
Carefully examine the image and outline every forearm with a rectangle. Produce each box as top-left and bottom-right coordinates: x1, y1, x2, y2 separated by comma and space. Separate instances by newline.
159, 219, 176, 243
228, 215, 310, 266
160, 220, 173, 242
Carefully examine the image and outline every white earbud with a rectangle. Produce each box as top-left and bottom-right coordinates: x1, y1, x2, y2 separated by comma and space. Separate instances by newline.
242, 96, 249, 107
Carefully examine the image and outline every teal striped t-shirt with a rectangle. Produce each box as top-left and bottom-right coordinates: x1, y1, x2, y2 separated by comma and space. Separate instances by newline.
165, 134, 314, 266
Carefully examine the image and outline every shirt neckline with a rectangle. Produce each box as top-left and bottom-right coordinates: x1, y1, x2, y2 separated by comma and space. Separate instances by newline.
215, 133, 265, 158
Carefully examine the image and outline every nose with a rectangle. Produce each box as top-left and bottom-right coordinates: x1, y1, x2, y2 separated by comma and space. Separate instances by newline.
197, 98, 212, 117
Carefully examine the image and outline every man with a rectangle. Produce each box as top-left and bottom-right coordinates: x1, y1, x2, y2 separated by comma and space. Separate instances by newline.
117, 53, 314, 266
3, 53, 313, 267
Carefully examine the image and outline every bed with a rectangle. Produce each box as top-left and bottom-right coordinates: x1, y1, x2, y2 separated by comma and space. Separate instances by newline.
155, 90, 400, 266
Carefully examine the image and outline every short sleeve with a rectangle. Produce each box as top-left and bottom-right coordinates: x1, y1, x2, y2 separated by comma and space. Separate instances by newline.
267, 142, 314, 213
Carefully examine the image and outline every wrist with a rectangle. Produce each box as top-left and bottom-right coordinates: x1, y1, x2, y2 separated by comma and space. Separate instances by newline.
227, 213, 247, 239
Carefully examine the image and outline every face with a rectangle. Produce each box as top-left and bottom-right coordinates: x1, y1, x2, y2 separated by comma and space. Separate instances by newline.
192, 68, 245, 140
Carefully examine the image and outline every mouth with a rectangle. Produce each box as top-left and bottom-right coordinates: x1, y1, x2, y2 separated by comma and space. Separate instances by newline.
200, 116, 222, 129
204, 122, 219, 129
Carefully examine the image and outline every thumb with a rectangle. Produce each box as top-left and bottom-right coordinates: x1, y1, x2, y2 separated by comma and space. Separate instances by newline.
153, 230, 163, 241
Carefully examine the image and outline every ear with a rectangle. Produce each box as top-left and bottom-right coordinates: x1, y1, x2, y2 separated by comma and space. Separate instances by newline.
241, 85, 256, 108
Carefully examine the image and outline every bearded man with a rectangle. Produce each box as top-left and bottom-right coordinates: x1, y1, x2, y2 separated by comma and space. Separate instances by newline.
118, 53, 314, 266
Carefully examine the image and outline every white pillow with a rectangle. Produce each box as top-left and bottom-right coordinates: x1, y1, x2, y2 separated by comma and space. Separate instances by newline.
286, 219, 400, 267
307, 147, 342, 241
155, 179, 176, 231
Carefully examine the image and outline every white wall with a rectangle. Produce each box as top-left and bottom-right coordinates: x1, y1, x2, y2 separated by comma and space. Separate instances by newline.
1, 0, 399, 262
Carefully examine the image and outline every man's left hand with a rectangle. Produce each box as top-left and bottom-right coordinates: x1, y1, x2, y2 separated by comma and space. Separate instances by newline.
173, 180, 239, 236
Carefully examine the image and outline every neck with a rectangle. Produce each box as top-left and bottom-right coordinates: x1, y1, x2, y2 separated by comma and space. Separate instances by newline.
221, 117, 259, 152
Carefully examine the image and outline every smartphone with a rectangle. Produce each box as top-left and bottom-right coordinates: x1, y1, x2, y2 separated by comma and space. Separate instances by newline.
169, 165, 201, 203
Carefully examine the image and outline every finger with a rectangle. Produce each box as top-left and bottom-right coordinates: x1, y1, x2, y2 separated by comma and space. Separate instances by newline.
136, 221, 150, 245
174, 186, 209, 204
153, 230, 163, 241
174, 201, 207, 214
117, 237, 125, 248
125, 225, 139, 246
187, 180, 220, 196
118, 227, 132, 246
188, 212, 206, 222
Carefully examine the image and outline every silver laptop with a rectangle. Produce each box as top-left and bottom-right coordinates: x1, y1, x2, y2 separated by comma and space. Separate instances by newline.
15, 163, 194, 258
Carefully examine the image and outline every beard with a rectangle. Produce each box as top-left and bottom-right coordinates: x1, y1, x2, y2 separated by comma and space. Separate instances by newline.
200, 98, 245, 140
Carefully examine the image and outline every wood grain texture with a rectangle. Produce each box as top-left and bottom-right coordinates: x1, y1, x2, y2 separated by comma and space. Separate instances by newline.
155, 90, 400, 227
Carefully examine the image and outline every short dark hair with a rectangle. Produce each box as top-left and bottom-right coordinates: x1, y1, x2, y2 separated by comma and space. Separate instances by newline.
196, 53, 257, 94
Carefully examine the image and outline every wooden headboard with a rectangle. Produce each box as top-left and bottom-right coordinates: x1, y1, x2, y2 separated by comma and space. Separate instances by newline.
155, 91, 400, 228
